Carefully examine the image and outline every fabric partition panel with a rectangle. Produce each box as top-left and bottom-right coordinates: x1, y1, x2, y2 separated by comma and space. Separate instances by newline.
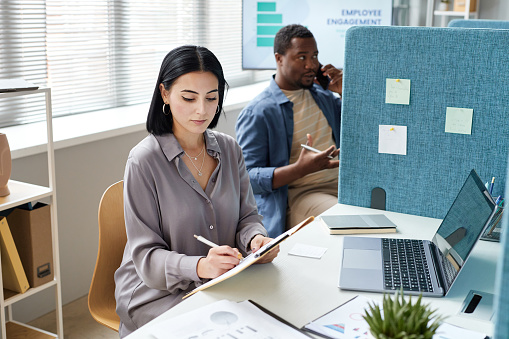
494, 155, 509, 339
448, 19, 509, 29
339, 26, 509, 219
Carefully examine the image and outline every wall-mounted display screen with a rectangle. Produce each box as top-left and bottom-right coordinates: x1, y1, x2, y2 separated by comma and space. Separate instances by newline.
242, 0, 392, 69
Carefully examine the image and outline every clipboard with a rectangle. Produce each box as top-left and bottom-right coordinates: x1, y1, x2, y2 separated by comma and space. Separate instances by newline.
183, 216, 314, 299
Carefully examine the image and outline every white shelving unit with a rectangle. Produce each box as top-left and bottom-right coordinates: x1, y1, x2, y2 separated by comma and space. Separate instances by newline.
0, 88, 63, 338
426, 0, 480, 27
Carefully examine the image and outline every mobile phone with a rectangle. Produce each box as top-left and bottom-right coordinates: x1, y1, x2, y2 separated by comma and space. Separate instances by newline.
316, 63, 330, 90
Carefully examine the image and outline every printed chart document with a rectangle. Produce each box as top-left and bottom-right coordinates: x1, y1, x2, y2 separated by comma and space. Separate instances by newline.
319, 215, 397, 235
303, 295, 488, 339
184, 216, 314, 299
147, 299, 311, 338
303, 295, 374, 339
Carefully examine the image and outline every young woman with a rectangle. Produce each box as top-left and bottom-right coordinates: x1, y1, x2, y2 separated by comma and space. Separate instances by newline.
114, 45, 278, 337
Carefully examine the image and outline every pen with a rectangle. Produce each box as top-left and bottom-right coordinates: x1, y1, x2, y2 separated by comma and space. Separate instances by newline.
495, 196, 501, 205
254, 233, 289, 258
489, 177, 495, 195
193, 234, 243, 260
300, 144, 334, 159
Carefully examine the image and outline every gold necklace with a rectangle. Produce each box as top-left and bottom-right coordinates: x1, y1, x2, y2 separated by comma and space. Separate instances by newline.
184, 146, 205, 176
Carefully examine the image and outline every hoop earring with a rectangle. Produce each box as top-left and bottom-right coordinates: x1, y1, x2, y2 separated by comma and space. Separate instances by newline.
162, 103, 170, 116
215, 106, 221, 115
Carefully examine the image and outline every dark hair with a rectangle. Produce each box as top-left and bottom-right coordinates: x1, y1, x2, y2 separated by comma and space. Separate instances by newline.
274, 24, 314, 55
146, 45, 228, 135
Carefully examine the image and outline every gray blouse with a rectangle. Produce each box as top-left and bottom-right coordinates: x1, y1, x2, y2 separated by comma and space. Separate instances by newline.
114, 130, 267, 337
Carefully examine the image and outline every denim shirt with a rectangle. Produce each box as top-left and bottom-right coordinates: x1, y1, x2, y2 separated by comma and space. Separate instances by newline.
236, 76, 341, 237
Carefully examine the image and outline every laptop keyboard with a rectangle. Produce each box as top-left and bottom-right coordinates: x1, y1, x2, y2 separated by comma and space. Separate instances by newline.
382, 238, 434, 292
438, 249, 458, 287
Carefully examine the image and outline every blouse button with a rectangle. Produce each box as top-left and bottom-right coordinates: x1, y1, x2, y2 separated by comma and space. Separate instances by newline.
209, 225, 214, 230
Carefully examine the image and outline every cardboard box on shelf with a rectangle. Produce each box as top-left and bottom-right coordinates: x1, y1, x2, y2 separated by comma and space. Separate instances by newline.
453, 0, 477, 12
7, 203, 54, 288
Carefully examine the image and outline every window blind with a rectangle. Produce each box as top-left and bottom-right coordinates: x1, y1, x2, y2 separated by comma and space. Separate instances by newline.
0, 0, 48, 127
0, 0, 272, 128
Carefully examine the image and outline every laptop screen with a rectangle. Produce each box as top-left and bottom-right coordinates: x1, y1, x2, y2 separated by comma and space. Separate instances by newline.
432, 169, 495, 276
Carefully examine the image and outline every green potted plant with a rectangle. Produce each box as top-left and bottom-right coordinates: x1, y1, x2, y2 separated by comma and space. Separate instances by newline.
363, 290, 445, 339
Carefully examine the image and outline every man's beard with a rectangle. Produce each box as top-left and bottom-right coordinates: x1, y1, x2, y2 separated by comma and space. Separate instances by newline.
298, 77, 315, 89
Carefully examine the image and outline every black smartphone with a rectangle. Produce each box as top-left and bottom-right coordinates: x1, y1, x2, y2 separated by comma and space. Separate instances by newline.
316, 64, 330, 90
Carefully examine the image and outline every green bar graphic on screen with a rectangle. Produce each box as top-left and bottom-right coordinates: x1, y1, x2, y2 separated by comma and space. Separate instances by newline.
257, 37, 275, 47
244, 0, 394, 69
257, 2, 276, 12
257, 14, 283, 24
257, 25, 283, 35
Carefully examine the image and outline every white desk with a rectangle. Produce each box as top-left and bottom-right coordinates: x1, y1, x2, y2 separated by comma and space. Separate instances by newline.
126, 204, 498, 338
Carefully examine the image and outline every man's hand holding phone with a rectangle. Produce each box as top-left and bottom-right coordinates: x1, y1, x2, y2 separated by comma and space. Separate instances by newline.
316, 64, 343, 95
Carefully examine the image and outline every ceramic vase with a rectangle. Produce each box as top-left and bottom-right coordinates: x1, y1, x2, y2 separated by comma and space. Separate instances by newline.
438, 1, 449, 11
0, 133, 11, 196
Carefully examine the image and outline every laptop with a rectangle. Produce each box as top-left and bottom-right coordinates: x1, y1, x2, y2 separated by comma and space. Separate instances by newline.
339, 169, 496, 297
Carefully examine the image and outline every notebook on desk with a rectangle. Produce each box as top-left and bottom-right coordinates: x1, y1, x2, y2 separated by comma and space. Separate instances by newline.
339, 169, 496, 297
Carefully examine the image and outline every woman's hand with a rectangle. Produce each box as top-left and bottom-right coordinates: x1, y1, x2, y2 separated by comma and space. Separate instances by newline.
196, 246, 241, 279
250, 234, 280, 264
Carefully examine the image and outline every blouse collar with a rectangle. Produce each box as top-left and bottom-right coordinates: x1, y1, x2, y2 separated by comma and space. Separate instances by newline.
154, 130, 221, 162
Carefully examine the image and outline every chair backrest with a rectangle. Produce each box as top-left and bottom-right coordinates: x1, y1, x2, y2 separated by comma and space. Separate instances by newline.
448, 19, 509, 29
88, 181, 126, 332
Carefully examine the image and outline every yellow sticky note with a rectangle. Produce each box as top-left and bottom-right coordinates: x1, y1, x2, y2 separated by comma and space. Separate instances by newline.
385, 78, 411, 105
445, 107, 473, 135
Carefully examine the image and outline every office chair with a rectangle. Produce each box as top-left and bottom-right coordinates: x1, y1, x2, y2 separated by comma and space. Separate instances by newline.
88, 181, 126, 332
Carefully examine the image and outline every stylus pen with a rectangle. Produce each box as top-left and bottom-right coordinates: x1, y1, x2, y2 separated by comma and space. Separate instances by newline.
193, 234, 243, 260
300, 144, 334, 159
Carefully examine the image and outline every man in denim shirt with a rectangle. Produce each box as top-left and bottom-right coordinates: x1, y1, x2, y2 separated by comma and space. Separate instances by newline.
236, 24, 343, 237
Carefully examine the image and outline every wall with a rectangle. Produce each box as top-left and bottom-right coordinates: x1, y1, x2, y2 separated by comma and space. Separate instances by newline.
9, 108, 242, 323
480, 0, 509, 19
407, 0, 508, 27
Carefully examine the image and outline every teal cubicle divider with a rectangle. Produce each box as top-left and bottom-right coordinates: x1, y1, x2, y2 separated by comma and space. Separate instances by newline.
339, 26, 509, 219
494, 157, 509, 338
448, 19, 509, 29
448, 19, 509, 336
